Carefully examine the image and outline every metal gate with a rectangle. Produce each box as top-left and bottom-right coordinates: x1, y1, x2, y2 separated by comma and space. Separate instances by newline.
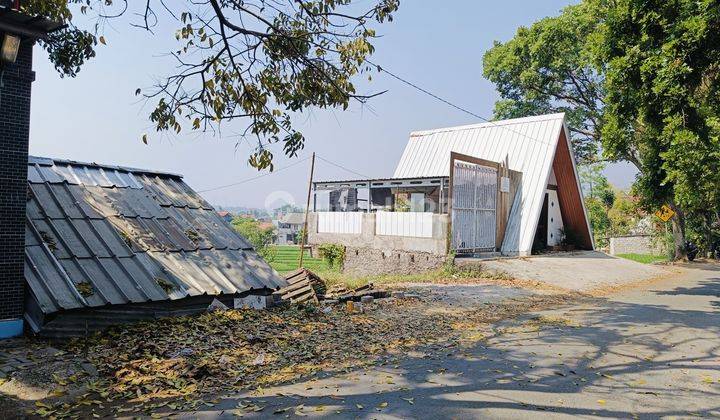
451, 161, 497, 252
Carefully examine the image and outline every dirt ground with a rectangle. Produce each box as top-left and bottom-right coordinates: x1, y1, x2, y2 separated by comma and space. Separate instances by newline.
0, 281, 576, 419
166, 262, 719, 419
0, 255, 692, 419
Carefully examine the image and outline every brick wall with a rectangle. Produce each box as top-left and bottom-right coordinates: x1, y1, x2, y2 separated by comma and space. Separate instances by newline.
0, 39, 34, 321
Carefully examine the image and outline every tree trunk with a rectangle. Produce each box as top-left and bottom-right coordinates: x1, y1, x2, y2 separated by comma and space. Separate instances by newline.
704, 212, 713, 258
670, 204, 686, 260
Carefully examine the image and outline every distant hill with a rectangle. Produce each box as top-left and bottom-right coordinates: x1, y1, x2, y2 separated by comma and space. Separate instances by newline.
213, 204, 306, 220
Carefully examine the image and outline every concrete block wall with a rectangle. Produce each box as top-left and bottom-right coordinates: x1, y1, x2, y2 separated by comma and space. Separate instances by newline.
307, 212, 450, 275
609, 235, 666, 256
0, 38, 35, 337
343, 247, 447, 276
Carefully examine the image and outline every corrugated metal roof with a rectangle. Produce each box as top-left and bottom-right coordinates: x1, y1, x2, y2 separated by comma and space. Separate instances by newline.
392, 113, 578, 255
26, 156, 286, 317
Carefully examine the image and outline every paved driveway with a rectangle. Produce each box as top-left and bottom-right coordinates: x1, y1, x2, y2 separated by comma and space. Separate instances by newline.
473, 251, 669, 292
181, 262, 720, 419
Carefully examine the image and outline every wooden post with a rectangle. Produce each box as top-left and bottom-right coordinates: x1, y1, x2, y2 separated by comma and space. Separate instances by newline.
367, 183, 372, 213
299, 152, 315, 269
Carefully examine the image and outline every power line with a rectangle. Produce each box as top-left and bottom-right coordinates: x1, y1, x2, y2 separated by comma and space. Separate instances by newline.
316, 154, 370, 179
366, 59, 549, 146
196, 153, 369, 193
196, 156, 311, 193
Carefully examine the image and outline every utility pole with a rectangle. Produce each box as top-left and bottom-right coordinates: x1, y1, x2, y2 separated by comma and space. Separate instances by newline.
299, 152, 315, 268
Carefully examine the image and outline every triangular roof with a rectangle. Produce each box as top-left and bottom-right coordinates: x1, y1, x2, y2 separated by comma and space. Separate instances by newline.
25, 156, 286, 329
392, 113, 592, 254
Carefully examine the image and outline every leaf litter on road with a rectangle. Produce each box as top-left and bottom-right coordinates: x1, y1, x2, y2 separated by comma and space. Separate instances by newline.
31, 293, 573, 417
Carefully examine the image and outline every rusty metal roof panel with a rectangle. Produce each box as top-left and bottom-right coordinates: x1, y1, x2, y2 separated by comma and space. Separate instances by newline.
25, 156, 286, 317
163, 206, 251, 250
25, 245, 84, 313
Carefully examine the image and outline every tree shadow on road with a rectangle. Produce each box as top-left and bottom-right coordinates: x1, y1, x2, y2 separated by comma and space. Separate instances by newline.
189, 277, 720, 418
5, 266, 720, 418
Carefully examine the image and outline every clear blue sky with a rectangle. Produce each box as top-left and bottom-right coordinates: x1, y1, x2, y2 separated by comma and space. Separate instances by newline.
29, 0, 636, 210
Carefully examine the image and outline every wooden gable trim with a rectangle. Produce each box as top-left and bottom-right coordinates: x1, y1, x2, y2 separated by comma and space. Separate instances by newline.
551, 130, 594, 250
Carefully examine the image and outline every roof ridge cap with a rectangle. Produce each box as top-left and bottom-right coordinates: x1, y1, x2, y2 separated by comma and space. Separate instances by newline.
409, 113, 566, 137
28, 155, 184, 178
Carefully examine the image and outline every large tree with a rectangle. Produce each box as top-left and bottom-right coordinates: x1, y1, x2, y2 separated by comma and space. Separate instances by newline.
484, 0, 720, 259
596, 0, 720, 257
482, 2, 604, 164
21, 0, 399, 170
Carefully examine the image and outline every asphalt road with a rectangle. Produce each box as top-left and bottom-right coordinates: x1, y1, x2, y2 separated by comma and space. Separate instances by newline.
178, 262, 720, 419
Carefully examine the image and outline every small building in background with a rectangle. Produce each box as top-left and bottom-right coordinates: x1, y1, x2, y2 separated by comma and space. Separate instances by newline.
274, 213, 305, 245
217, 210, 234, 223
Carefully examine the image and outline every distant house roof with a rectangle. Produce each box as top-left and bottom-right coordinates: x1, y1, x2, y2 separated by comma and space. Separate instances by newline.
278, 212, 305, 225
217, 210, 231, 217
257, 222, 275, 230
25, 156, 286, 329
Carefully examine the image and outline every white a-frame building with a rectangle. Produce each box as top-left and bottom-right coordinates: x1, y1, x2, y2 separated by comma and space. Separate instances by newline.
309, 113, 593, 267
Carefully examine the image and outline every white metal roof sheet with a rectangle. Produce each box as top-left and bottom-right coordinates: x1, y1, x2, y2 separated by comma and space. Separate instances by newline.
392, 113, 568, 255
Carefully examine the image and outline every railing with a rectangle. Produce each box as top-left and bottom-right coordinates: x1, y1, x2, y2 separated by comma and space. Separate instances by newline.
317, 212, 363, 234
375, 211, 434, 238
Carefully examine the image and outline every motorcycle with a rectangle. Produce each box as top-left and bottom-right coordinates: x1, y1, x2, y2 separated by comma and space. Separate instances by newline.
685, 241, 699, 262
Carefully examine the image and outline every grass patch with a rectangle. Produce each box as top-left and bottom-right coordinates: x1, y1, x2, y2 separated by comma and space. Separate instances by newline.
616, 253, 668, 264
269, 245, 336, 274
317, 262, 512, 290
269, 248, 512, 289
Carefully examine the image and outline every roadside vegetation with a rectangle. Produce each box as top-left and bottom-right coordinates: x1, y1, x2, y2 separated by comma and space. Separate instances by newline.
283, 255, 514, 290
616, 254, 669, 265
484, 0, 720, 259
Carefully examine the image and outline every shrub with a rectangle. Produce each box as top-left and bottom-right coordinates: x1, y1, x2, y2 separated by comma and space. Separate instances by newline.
652, 231, 675, 260
317, 243, 346, 268
232, 216, 276, 262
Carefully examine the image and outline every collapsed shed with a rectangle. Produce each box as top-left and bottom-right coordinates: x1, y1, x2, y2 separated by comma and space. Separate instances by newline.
24, 156, 286, 337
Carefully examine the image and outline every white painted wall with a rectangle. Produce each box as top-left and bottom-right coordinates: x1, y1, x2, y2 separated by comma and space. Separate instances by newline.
317, 212, 363, 234
376, 211, 434, 238
546, 189, 564, 246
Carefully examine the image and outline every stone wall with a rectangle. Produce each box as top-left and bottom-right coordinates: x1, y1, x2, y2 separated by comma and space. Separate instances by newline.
609, 235, 666, 256
342, 247, 447, 276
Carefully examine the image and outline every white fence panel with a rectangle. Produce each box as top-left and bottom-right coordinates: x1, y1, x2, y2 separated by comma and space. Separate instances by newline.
376, 212, 434, 238
317, 212, 362, 234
